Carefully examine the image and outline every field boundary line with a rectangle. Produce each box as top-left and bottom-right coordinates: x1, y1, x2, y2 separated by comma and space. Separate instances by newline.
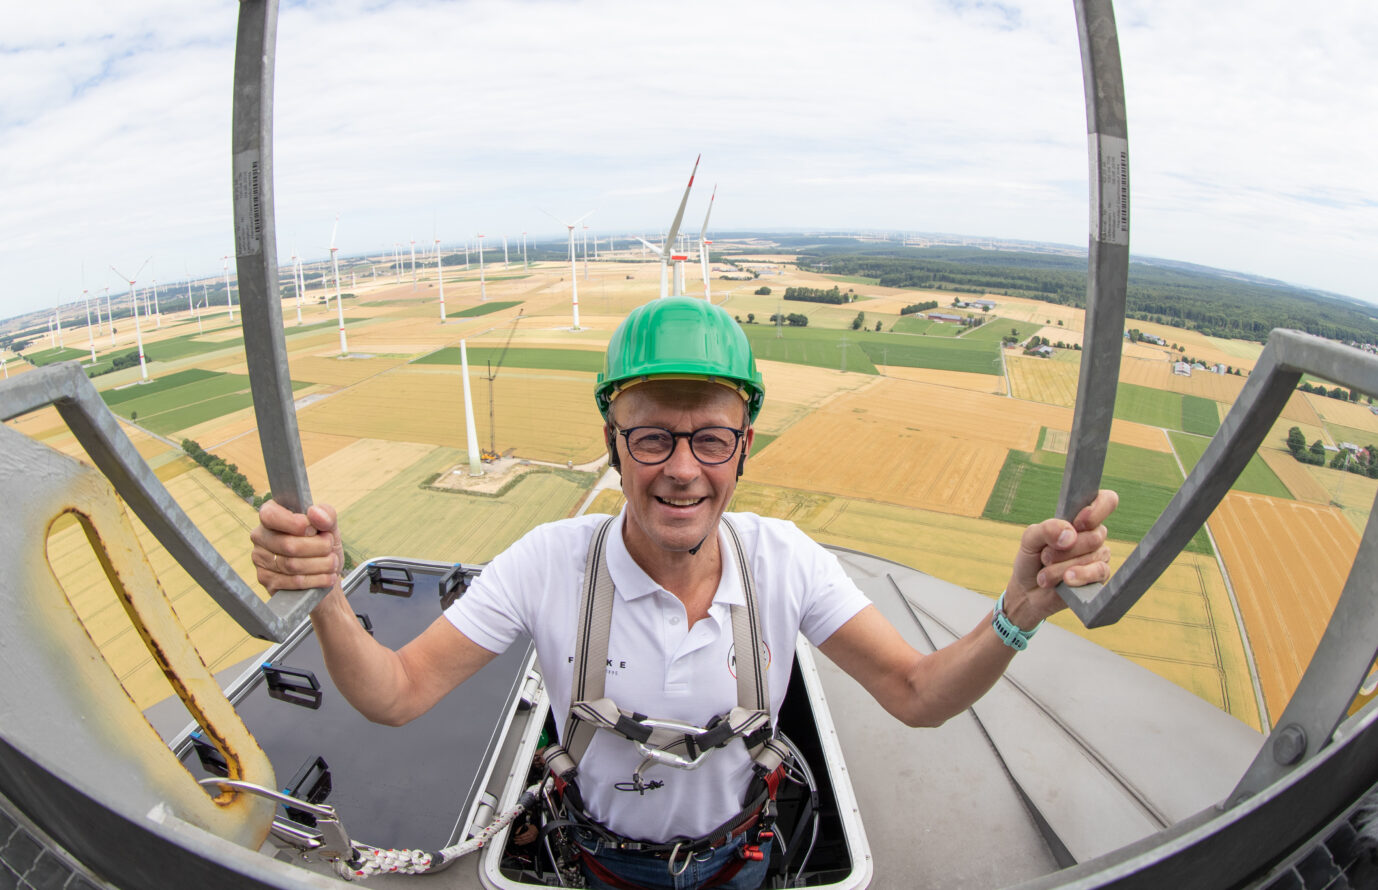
1166, 433, 1270, 728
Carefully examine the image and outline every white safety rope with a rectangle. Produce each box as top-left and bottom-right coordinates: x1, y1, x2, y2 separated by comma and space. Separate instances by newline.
333, 783, 543, 881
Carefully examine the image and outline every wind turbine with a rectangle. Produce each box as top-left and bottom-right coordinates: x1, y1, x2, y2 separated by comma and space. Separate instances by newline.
290, 250, 304, 324
53, 299, 63, 348
637, 154, 700, 299
502, 235, 509, 268
110, 259, 151, 381
436, 234, 447, 322
150, 274, 161, 328
221, 256, 235, 320
330, 218, 348, 355
581, 225, 590, 280
82, 287, 96, 363
477, 234, 487, 301
541, 207, 594, 330
409, 238, 418, 289
104, 287, 115, 347
699, 184, 717, 301
521, 231, 528, 271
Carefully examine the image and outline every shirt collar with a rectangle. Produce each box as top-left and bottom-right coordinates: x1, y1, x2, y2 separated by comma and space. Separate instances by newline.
605, 508, 746, 607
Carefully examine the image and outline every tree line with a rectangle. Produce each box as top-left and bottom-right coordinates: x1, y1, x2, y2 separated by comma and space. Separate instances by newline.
783, 286, 854, 305
794, 247, 1378, 344
182, 438, 264, 503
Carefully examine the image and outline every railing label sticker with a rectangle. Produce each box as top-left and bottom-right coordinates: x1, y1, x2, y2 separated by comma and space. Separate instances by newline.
1089, 133, 1130, 246
232, 149, 264, 257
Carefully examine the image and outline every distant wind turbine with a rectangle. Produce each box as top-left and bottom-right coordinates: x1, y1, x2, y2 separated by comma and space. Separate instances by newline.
410, 238, 418, 289
637, 154, 700, 299
521, 231, 528, 271
104, 287, 115, 347
502, 235, 509, 268
541, 207, 595, 330
699, 184, 717, 301
330, 217, 348, 355
221, 256, 235, 320
110, 258, 152, 381
82, 287, 96, 364
477, 234, 487, 301
436, 234, 447, 322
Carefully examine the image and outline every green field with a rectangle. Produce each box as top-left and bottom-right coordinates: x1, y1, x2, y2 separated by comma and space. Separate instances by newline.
891, 316, 961, 337
414, 345, 603, 372
749, 432, 777, 456
742, 325, 1001, 376
101, 368, 220, 405
448, 301, 524, 318
1322, 422, 1378, 450
959, 318, 1038, 343
1168, 431, 1291, 499
1181, 395, 1222, 436
1114, 383, 1185, 430
23, 345, 89, 366
742, 326, 878, 373
820, 274, 880, 286
340, 447, 595, 564
101, 369, 308, 436
1033, 441, 1184, 489
983, 450, 1213, 554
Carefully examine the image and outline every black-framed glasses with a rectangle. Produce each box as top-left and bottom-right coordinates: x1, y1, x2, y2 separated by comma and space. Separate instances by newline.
616, 426, 745, 466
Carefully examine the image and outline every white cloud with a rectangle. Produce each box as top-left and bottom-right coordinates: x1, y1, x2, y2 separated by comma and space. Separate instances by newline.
1, 0, 1374, 320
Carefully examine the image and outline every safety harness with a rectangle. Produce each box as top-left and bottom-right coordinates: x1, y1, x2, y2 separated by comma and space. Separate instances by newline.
542, 516, 790, 874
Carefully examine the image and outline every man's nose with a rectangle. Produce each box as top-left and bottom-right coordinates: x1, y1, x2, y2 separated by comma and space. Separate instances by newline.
662, 435, 700, 478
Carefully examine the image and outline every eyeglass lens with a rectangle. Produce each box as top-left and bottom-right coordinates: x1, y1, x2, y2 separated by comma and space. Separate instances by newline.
623, 427, 741, 464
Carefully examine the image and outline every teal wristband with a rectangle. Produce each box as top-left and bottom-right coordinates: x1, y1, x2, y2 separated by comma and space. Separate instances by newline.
992, 591, 1043, 651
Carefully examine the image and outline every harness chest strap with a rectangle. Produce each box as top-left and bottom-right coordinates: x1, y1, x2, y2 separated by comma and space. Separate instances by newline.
544, 516, 787, 785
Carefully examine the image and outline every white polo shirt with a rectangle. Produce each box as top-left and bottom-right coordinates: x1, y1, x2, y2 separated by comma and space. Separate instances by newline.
444, 509, 870, 842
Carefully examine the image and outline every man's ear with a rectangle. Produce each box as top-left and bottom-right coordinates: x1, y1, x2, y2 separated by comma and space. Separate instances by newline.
605, 425, 620, 472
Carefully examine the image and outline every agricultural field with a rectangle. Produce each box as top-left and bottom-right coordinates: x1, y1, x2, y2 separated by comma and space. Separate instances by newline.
1258, 449, 1331, 505
729, 481, 1258, 728
1119, 356, 1247, 402
891, 316, 961, 337
415, 345, 604, 373
880, 366, 1007, 395
1209, 492, 1361, 725
339, 447, 596, 564
959, 317, 1039, 342
297, 365, 606, 464
984, 448, 1213, 554
1114, 383, 1188, 430
1007, 354, 1080, 407
1168, 431, 1291, 499
1303, 463, 1378, 533
448, 300, 523, 318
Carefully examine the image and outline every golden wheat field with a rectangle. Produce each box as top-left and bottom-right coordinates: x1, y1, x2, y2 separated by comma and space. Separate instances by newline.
1007, 353, 1080, 407
1258, 449, 1331, 504
882, 365, 1008, 394
1209, 491, 1360, 725
1307, 392, 1378, 437
296, 365, 607, 464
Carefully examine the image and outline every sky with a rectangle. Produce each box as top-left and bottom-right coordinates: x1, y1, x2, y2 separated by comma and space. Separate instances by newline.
2, 0, 1375, 323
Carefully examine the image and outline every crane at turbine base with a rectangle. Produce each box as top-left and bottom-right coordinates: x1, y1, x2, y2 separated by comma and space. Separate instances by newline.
481, 309, 523, 462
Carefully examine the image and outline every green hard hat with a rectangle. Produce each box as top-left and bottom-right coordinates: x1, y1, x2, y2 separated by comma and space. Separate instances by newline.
596, 298, 765, 422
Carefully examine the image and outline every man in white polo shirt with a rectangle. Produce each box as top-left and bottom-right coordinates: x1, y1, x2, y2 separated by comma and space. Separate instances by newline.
252, 297, 1116, 890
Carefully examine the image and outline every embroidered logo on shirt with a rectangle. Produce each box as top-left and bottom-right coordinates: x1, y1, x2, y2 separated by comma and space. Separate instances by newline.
567, 655, 629, 676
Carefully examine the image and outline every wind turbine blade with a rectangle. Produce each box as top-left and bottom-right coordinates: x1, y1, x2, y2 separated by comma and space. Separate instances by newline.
330, 216, 340, 250
699, 184, 717, 240
662, 154, 700, 260
637, 237, 666, 258
539, 207, 572, 229
572, 208, 596, 227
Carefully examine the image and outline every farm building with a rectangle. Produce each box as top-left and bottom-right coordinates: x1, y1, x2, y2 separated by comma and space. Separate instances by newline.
927, 312, 965, 323
1173, 361, 1192, 376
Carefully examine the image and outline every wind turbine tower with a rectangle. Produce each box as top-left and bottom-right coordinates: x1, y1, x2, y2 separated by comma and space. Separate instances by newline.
477, 234, 487, 301
521, 232, 528, 271
582, 225, 590, 280
699, 184, 717, 301
330, 218, 349, 355
542, 208, 593, 330
436, 235, 447, 322
111, 259, 151, 381
290, 251, 304, 325
83, 289, 96, 363
104, 287, 116, 347
221, 256, 235, 320
460, 340, 483, 477
410, 238, 418, 289
53, 299, 63, 348
150, 276, 161, 328
502, 235, 509, 268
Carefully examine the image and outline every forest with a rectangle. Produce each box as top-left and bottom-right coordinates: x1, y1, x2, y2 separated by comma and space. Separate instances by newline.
765, 240, 1378, 344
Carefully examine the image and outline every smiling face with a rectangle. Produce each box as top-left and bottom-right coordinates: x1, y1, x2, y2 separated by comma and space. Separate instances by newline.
608, 379, 754, 569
